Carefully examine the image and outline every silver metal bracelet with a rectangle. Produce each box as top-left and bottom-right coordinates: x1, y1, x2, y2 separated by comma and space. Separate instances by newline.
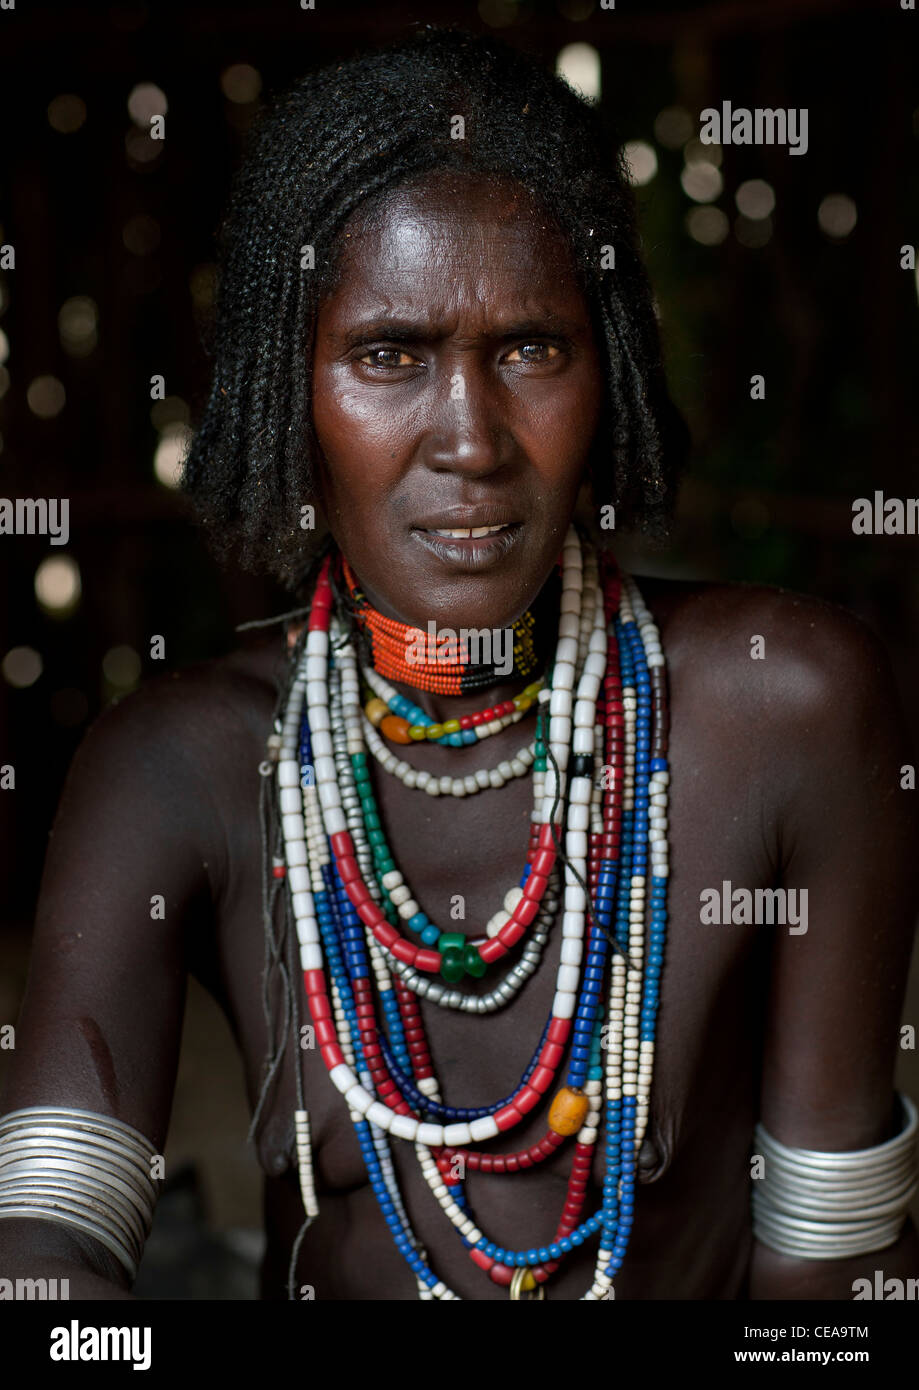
752, 1093, 919, 1260
0, 1106, 163, 1280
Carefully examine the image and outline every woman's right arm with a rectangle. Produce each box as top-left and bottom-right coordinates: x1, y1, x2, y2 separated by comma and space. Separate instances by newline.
0, 675, 226, 1297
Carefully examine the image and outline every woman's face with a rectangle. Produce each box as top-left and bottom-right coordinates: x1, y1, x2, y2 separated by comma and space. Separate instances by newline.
311, 172, 605, 631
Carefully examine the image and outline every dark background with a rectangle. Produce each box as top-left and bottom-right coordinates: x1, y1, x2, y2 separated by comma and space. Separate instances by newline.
1, 0, 917, 1297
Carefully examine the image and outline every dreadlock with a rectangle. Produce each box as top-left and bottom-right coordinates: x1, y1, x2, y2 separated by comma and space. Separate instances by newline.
182, 24, 689, 594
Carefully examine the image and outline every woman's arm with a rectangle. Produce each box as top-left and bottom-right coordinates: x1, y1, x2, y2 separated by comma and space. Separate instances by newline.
0, 676, 225, 1298
748, 599, 919, 1298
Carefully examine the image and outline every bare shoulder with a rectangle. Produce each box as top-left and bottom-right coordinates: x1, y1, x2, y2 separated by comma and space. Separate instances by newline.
73, 634, 283, 770
635, 572, 901, 726
634, 572, 917, 876
51, 635, 286, 896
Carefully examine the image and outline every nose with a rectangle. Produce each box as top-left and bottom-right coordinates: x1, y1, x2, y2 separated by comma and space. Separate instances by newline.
420, 359, 515, 478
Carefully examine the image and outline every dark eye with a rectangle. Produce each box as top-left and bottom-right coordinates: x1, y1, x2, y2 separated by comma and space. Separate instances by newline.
358, 347, 418, 368
506, 342, 560, 364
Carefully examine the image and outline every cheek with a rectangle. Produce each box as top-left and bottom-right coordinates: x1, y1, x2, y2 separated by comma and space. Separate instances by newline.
524, 381, 603, 492
312, 367, 408, 480
312, 365, 358, 450
567, 357, 605, 436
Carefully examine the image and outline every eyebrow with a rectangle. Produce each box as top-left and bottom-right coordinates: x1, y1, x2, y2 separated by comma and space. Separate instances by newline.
336, 314, 583, 345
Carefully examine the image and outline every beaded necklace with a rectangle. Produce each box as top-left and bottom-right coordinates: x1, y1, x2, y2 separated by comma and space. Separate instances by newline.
340, 551, 542, 694
270, 523, 670, 1299
362, 661, 545, 749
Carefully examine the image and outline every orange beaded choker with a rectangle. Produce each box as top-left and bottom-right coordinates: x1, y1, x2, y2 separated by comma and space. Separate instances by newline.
336, 551, 543, 696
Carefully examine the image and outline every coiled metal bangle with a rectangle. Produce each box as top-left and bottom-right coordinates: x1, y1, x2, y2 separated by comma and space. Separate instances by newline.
752, 1093, 919, 1260
0, 1106, 163, 1280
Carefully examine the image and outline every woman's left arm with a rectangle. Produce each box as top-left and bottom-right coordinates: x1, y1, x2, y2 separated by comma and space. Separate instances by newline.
748, 598, 919, 1299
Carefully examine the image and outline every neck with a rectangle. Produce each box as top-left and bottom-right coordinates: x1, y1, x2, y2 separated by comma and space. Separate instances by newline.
385, 569, 561, 720
334, 546, 562, 714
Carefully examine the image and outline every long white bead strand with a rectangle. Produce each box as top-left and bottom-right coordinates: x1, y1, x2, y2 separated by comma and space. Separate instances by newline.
623, 575, 668, 1153
554, 560, 607, 1026
275, 646, 324, 1237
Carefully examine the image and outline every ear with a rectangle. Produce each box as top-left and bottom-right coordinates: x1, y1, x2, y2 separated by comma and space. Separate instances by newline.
574, 473, 618, 554
294, 453, 331, 539
282, 511, 334, 599
573, 476, 595, 527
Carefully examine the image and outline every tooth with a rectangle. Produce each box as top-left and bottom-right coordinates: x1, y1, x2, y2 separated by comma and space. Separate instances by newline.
428, 525, 508, 538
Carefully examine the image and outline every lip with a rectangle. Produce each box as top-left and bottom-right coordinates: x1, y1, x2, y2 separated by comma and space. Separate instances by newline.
411, 508, 521, 531
410, 521, 523, 568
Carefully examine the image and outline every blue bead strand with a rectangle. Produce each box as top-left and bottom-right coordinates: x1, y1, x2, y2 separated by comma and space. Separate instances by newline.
377, 1018, 551, 1122
599, 605, 666, 1281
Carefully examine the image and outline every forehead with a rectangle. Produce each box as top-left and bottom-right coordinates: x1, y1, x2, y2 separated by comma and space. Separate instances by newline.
321, 175, 587, 321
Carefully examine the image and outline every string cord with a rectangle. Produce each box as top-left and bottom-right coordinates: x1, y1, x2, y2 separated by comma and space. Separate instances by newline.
543, 737, 636, 971
235, 606, 311, 633
243, 603, 315, 1300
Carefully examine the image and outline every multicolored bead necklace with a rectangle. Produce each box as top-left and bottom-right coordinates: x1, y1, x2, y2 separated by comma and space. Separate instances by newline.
270, 523, 670, 1299
361, 661, 545, 748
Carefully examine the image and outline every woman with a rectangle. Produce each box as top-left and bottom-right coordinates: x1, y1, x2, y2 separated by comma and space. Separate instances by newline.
0, 28, 916, 1302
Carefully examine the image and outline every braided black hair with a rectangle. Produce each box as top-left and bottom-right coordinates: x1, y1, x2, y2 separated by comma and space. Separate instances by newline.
182, 25, 689, 594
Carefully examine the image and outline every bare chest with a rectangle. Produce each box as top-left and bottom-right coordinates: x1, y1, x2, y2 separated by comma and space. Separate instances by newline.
210, 693, 775, 1202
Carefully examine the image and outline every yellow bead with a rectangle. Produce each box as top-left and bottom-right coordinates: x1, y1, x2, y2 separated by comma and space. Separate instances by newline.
426, 723, 444, 740
408, 725, 427, 741
547, 1086, 589, 1137
442, 719, 461, 734
519, 1270, 537, 1292
515, 696, 533, 712
366, 698, 389, 728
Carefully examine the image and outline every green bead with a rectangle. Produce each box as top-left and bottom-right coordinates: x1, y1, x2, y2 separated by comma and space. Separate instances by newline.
367, 828, 385, 846
463, 944, 487, 978
442, 719, 461, 734
440, 946, 465, 983
427, 723, 445, 740
438, 932, 465, 953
